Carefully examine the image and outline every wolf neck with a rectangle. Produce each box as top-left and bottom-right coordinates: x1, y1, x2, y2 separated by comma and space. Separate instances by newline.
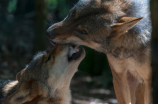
47, 77, 72, 104
49, 87, 71, 104
103, 29, 151, 62
53, 87, 71, 104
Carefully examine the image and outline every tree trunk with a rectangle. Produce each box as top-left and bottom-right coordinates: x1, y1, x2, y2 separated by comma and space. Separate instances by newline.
34, 0, 47, 52
150, 0, 158, 103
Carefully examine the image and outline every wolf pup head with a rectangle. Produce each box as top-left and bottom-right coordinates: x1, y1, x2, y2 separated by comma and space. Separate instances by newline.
2, 44, 85, 104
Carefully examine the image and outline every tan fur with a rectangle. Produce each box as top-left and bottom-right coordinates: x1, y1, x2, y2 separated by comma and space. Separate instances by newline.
107, 52, 151, 104
46, 0, 152, 103
2, 44, 85, 104
111, 17, 143, 40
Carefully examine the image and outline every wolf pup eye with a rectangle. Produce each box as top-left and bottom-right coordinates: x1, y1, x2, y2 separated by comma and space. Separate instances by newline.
46, 55, 51, 62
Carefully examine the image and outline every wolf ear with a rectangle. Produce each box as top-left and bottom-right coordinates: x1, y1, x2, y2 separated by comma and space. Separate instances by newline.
5, 82, 32, 104
6, 81, 48, 104
16, 69, 25, 81
111, 17, 143, 38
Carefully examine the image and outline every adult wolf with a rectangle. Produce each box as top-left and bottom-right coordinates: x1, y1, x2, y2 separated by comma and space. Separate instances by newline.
47, 0, 152, 104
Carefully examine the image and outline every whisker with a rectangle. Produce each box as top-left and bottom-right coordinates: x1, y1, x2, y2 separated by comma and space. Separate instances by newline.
49, 14, 53, 20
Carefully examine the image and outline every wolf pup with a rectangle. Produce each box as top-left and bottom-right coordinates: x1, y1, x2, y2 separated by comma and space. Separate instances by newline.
2, 44, 85, 104
47, 0, 152, 104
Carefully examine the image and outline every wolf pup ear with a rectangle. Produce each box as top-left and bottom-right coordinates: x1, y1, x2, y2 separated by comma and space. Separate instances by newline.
5, 82, 32, 104
16, 69, 25, 81
6, 81, 49, 104
111, 17, 143, 38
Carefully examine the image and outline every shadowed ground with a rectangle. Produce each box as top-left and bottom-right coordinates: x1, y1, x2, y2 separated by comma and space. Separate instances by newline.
71, 74, 117, 104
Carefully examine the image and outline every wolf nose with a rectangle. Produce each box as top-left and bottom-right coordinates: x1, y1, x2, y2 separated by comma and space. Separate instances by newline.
46, 28, 56, 39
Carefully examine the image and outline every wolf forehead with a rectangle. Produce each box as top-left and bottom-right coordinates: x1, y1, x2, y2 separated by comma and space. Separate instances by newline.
33, 51, 47, 60
74, 0, 124, 20
73, 0, 150, 20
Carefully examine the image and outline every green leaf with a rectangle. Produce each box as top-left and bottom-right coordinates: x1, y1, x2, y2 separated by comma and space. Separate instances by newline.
7, 0, 17, 13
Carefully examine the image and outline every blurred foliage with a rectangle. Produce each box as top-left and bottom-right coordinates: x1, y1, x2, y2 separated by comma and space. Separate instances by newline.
47, 0, 78, 21
7, 0, 17, 13
48, 0, 58, 9
47, 0, 70, 21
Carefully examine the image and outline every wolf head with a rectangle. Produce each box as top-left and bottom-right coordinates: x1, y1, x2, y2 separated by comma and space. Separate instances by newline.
16, 44, 85, 88
47, 0, 151, 59
2, 45, 85, 104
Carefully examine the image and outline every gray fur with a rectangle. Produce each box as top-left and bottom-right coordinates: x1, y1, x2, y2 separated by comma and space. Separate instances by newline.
75, 0, 151, 61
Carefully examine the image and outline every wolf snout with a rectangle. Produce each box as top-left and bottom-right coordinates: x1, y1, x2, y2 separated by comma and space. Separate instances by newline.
47, 22, 64, 39
46, 28, 56, 39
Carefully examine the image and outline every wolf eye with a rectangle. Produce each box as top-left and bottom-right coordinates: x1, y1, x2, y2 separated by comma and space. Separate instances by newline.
77, 29, 88, 35
46, 55, 51, 62
71, 10, 76, 18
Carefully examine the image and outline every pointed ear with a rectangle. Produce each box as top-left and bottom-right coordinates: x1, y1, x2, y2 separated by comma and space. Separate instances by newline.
2, 81, 18, 96
16, 69, 25, 81
111, 17, 143, 38
6, 81, 49, 104
5, 82, 32, 104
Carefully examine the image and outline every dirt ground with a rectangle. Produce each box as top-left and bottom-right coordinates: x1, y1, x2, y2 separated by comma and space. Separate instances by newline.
71, 73, 117, 104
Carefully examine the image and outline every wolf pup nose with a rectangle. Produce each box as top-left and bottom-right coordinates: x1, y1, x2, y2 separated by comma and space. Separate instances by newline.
2, 44, 85, 104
